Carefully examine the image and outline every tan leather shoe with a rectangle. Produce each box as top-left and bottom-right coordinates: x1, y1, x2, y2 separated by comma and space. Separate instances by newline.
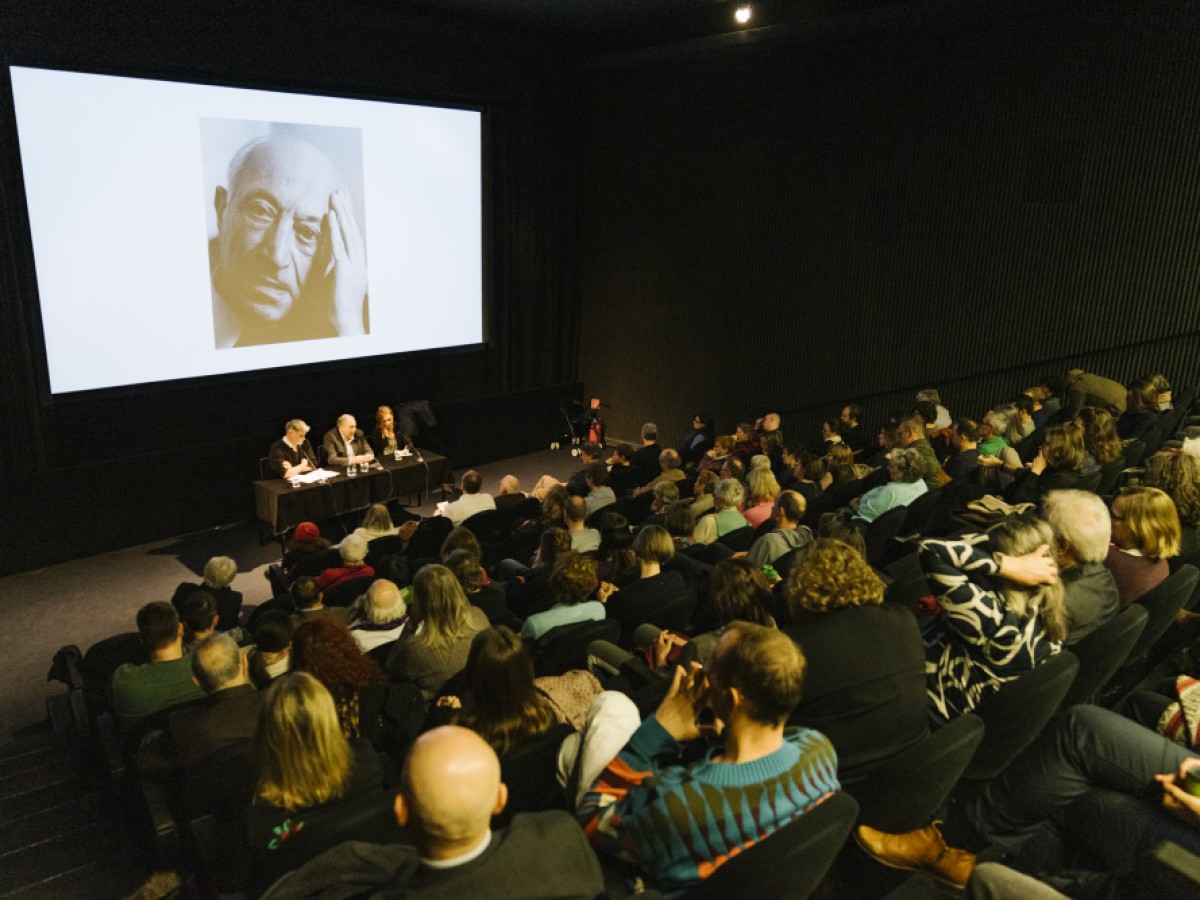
854, 821, 976, 890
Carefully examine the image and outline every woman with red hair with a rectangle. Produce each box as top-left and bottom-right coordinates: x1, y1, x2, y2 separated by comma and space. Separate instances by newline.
291, 617, 387, 742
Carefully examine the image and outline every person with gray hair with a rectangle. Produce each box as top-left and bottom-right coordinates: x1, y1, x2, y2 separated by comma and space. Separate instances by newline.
631, 422, 662, 487
916, 388, 952, 430
694, 477, 750, 545
141, 633, 264, 776
268, 418, 318, 479
633, 448, 686, 497
1042, 489, 1120, 645
852, 447, 929, 523
349, 578, 409, 652
210, 134, 367, 349
170, 555, 244, 632
315, 534, 375, 592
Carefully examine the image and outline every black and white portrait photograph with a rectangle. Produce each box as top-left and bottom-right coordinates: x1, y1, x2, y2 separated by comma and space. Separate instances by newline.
201, 119, 369, 349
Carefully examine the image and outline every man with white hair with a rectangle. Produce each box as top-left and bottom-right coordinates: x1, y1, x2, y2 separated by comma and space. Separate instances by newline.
170, 555, 243, 632
349, 579, 409, 652
260, 726, 603, 898
1042, 489, 1120, 644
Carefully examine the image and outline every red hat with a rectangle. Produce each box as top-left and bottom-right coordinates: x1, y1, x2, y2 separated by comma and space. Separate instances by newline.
293, 522, 321, 543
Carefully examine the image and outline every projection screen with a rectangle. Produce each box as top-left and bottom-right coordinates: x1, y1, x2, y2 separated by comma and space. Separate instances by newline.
9, 66, 484, 394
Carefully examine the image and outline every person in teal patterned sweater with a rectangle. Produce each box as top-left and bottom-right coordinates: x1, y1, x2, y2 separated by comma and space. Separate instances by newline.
576, 621, 841, 896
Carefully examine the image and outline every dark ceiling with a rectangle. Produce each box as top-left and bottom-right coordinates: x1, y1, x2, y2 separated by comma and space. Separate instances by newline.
401, 0, 926, 56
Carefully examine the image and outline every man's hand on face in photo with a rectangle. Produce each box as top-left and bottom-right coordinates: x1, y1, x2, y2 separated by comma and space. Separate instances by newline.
315, 189, 368, 337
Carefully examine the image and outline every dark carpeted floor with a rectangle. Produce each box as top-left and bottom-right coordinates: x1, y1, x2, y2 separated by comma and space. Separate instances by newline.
0, 448, 581, 737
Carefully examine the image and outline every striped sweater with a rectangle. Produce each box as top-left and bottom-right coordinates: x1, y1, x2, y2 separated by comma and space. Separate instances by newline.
577, 716, 839, 896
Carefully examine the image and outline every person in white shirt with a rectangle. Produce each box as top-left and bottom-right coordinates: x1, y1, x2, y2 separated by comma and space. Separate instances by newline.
441, 470, 497, 526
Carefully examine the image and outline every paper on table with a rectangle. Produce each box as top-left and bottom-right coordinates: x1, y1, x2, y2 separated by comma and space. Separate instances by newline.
289, 468, 339, 484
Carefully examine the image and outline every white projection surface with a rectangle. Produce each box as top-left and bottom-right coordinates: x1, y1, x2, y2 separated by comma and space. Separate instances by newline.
10, 66, 484, 394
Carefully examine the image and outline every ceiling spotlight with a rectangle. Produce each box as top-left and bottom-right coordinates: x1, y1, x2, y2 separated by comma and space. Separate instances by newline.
734, 4, 752, 25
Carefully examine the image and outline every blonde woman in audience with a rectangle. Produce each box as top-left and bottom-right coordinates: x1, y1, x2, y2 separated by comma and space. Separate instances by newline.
1105, 486, 1181, 608
386, 564, 489, 698
248, 673, 388, 892
353, 503, 398, 542
1143, 450, 1200, 566
742, 467, 781, 529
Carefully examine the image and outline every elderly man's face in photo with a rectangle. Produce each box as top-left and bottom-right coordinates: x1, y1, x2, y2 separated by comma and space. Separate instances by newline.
214, 138, 339, 325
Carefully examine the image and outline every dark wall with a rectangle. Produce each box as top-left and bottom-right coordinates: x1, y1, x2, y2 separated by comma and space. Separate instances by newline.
577, 1, 1200, 446
0, 2, 582, 575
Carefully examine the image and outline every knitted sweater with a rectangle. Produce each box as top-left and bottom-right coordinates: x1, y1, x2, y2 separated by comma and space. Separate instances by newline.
577, 716, 839, 896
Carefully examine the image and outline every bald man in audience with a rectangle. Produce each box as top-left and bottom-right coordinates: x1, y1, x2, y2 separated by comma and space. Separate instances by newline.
261, 726, 603, 898
494, 475, 527, 516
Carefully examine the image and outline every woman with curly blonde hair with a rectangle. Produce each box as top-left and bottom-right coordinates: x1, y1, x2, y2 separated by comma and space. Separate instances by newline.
782, 539, 928, 787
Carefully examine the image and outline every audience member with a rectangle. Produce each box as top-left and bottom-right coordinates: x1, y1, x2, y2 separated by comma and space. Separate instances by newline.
180, 590, 220, 656
605, 526, 693, 646
164, 633, 263, 770
604, 443, 643, 496
577, 622, 840, 895
852, 447, 928, 523
693, 478, 750, 545
111, 602, 206, 733
689, 469, 718, 517
1076, 406, 1123, 476
441, 470, 497, 526
582, 461, 616, 517
742, 467, 781, 529
248, 673, 389, 893
315, 535, 375, 592
1118, 377, 1161, 441
633, 448, 685, 496
353, 503, 397, 542
697, 434, 734, 475
348, 578, 410, 652
630, 422, 662, 486
943, 417, 982, 481
520, 552, 609, 641
494, 474, 527, 516
171, 555, 243, 631
680, 413, 715, 468
916, 388, 952, 430
1005, 423, 1086, 505
266, 726, 602, 898
444, 548, 516, 627
746, 490, 812, 567
564, 442, 603, 497
290, 575, 351, 627
563, 496, 600, 553
292, 617, 387, 740
386, 564, 489, 698
1105, 486, 1180, 608
248, 610, 293, 688
1042, 490, 1120, 644
281, 521, 331, 579
594, 511, 637, 583
839, 403, 870, 454
785, 539, 928, 788
923, 517, 1067, 720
